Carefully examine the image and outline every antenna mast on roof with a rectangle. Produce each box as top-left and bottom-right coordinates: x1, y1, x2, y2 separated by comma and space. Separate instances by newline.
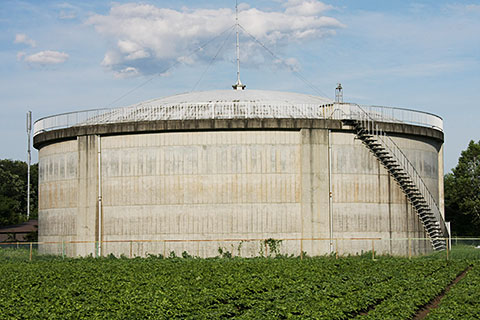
335, 83, 343, 103
232, 0, 246, 90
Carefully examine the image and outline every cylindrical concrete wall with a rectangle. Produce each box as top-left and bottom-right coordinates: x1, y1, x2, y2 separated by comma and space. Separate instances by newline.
36, 117, 443, 257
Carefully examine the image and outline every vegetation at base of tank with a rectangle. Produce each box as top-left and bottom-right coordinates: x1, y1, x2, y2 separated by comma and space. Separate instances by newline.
217, 247, 233, 258
0, 249, 478, 319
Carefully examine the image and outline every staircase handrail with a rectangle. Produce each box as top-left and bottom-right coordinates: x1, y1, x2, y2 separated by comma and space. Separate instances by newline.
332, 103, 448, 239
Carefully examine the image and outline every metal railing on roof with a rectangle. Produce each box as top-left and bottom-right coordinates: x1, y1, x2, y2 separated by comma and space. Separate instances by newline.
33, 102, 443, 137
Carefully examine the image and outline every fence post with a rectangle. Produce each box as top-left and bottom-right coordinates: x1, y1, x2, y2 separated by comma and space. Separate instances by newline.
300, 239, 303, 260
129, 241, 133, 259
62, 240, 65, 259
446, 239, 449, 261
408, 238, 412, 259
371, 239, 375, 260
29, 243, 33, 261
335, 238, 338, 259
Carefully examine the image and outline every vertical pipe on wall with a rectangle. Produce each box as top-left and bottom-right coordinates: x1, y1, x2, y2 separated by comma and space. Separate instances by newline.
328, 129, 333, 253
97, 135, 102, 257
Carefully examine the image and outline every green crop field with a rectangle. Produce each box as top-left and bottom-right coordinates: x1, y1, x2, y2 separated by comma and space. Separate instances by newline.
1, 247, 479, 319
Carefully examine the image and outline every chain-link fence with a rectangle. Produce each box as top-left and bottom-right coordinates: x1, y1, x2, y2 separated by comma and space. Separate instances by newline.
2, 237, 480, 261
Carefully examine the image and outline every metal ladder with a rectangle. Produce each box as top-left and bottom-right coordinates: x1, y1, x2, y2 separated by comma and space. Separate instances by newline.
343, 106, 448, 251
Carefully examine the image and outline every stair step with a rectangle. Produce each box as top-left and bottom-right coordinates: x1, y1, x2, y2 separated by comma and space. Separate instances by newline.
409, 192, 422, 197
367, 146, 382, 152
424, 219, 438, 225
407, 189, 421, 194
417, 208, 431, 214
424, 221, 440, 228
415, 203, 429, 208
414, 202, 428, 208
388, 165, 402, 170
406, 190, 420, 196
417, 210, 431, 216
377, 150, 390, 155
409, 195, 423, 201
382, 158, 396, 164
413, 200, 427, 206
421, 218, 437, 224
425, 226, 441, 237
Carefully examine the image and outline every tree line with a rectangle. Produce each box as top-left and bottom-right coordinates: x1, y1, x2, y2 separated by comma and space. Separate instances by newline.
0, 140, 479, 234
445, 140, 480, 236
0, 159, 38, 226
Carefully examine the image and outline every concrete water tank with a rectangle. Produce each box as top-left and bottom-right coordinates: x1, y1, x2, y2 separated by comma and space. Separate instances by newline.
33, 89, 447, 257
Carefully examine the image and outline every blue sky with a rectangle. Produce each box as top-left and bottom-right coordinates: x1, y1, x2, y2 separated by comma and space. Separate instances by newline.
1, 0, 479, 172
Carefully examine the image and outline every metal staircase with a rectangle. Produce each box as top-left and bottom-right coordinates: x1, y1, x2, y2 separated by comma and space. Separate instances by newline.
343, 106, 448, 251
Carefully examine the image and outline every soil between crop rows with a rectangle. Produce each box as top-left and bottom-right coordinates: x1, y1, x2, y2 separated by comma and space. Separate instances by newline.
412, 266, 472, 320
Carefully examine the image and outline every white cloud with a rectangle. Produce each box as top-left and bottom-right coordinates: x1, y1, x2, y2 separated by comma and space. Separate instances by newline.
57, 2, 78, 20
283, 0, 333, 16
114, 66, 140, 79
87, 1, 343, 77
24, 51, 69, 65
14, 33, 36, 47
117, 40, 150, 60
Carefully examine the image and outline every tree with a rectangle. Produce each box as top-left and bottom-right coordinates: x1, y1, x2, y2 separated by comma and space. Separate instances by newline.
0, 166, 24, 226
445, 140, 480, 236
0, 159, 39, 227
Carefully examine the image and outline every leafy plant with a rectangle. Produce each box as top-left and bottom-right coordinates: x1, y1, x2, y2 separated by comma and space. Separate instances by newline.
0, 250, 476, 319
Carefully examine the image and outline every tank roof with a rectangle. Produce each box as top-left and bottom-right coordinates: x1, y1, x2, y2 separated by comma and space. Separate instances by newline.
132, 89, 333, 108
33, 89, 444, 137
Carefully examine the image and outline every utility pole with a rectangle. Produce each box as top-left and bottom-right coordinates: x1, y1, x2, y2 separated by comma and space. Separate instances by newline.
26, 111, 32, 220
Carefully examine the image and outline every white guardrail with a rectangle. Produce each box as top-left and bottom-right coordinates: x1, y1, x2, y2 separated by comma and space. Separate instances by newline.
33, 102, 443, 137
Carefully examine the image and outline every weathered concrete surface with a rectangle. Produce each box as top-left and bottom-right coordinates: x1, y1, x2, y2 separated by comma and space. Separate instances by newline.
330, 132, 432, 255
99, 131, 302, 257
38, 140, 78, 255
76, 135, 99, 256
37, 122, 442, 257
